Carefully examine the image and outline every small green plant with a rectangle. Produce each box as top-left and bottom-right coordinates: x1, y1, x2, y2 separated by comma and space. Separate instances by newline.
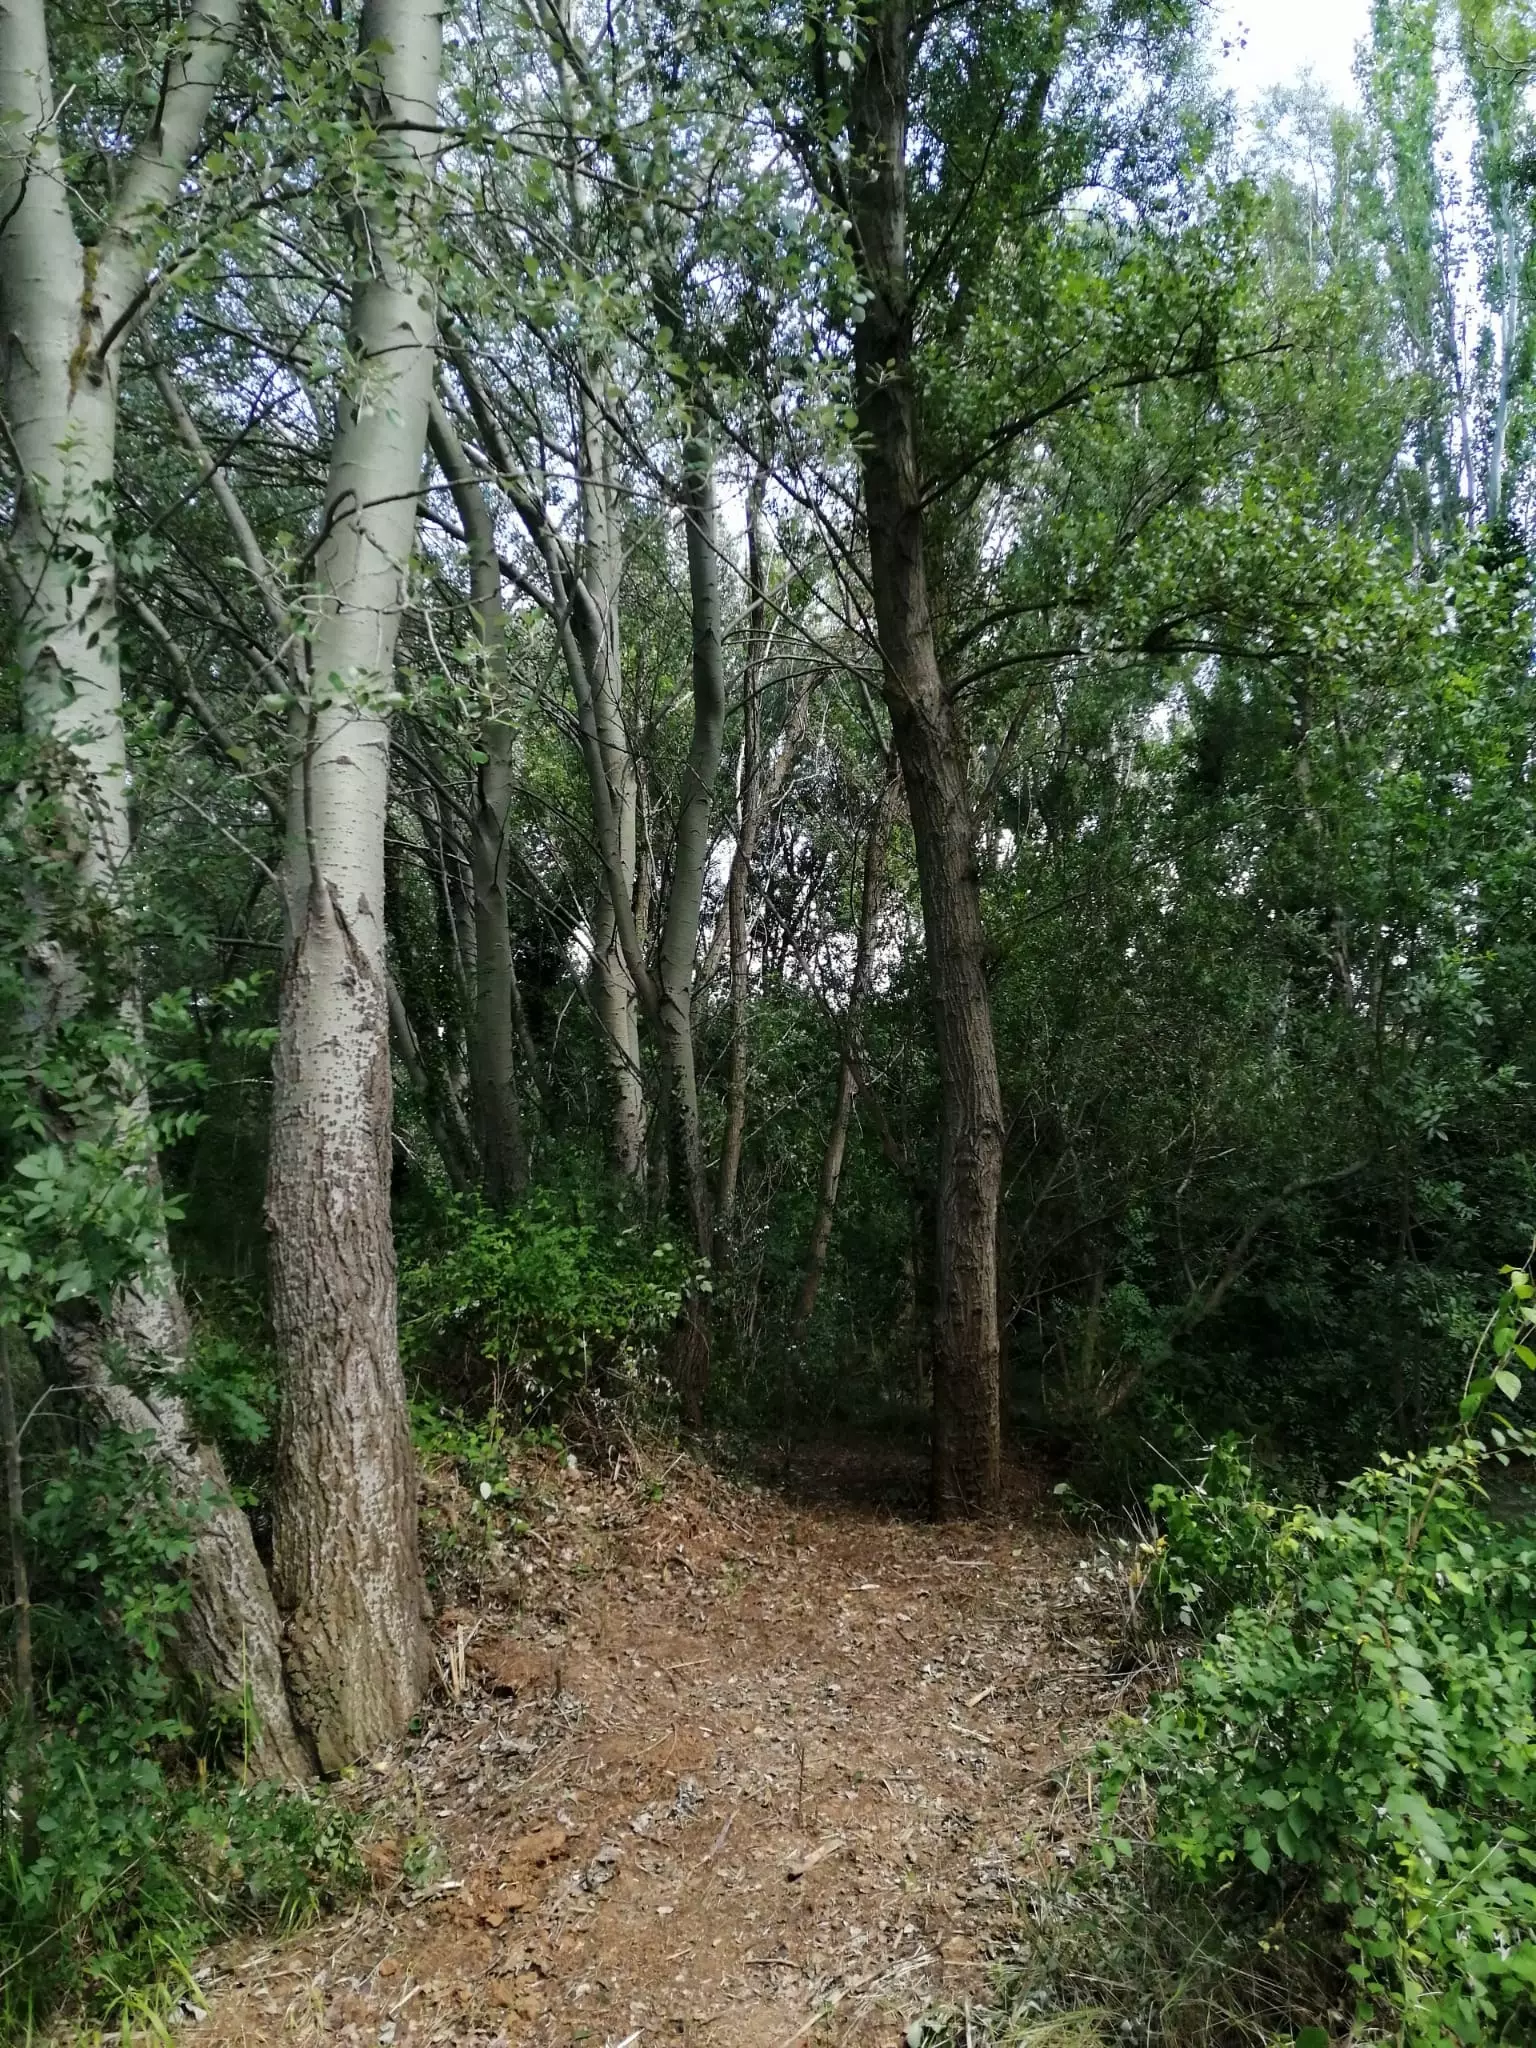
412, 1398, 534, 1505
1101, 1263, 1536, 2046
0, 1428, 363, 2037
1133, 1433, 1283, 1630
399, 1194, 691, 1406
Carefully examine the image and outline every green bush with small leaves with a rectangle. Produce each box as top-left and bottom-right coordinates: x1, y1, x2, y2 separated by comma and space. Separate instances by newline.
399, 1194, 692, 1406
1134, 1433, 1284, 1630
1102, 1266, 1536, 2046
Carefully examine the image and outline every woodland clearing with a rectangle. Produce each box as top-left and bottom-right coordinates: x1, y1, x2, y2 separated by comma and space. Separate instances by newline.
183, 1445, 1135, 2048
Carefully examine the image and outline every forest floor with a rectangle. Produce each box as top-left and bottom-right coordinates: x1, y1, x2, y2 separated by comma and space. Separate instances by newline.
185, 1439, 1146, 2048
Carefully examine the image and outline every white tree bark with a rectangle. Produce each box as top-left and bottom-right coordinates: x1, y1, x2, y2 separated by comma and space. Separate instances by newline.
0, 0, 308, 1780
576, 397, 646, 1183
427, 394, 527, 1203
265, 0, 441, 1771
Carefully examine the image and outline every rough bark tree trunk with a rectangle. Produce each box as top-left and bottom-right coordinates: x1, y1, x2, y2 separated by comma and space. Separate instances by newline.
848, 0, 1004, 1515
0, 0, 307, 1775
266, 0, 440, 1770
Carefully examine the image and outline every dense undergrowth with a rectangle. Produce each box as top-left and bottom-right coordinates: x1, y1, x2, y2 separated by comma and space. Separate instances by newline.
930, 1271, 1536, 2048
0, 1414, 365, 2038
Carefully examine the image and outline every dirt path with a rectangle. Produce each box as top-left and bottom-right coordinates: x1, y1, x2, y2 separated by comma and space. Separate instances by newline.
191, 1445, 1132, 2048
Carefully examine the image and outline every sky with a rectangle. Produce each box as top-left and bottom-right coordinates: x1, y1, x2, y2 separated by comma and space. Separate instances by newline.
1210, 0, 1374, 106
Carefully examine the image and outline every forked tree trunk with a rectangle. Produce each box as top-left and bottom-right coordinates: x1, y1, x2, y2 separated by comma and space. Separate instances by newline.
267, 0, 441, 1771
848, 0, 1004, 1515
0, 0, 307, 1775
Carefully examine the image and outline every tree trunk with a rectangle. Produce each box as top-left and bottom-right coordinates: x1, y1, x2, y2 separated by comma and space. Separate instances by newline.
384, 961, 476, 1194
789, 763, 899, 1348
0, 0, 308, 1772
576, 395, 647, 1183
848, 0, 1004, 1516
267, 0, 440, 1770
470, 718, 529, 1203
428, 397, 527, 1203
659, 433, 728, 1265
0, 1329, 39, 1854
714, 469, 770, 1248
59, 1287, 311, 1779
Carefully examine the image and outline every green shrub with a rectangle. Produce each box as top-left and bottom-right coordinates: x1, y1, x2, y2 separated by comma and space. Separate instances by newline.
0, 1428, 361, 2037
399, 1194, 691, 1407
1134, 1433, 1285, 1631
1102, 1267, 1536, 2045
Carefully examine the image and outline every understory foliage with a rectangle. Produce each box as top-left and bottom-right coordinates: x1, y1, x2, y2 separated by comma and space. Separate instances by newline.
0, 740, 360, 2032
1097, 1270, 1536, 2045
3, 0, 1536, 2032
0, 1426, 362, 2032
398, 1194, 693, 1408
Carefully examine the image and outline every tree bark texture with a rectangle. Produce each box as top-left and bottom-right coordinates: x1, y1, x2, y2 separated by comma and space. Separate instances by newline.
0, 0, 308, 1770
58, 1286, 311, 1779
267, 0, 440, 1770
848, 0, 1004, 1515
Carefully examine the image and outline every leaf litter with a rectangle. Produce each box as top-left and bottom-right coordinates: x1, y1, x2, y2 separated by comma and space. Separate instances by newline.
184, 1441, 1139, 2048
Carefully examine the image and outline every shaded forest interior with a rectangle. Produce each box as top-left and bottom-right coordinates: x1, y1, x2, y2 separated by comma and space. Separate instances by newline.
5, 0, 1536, 2039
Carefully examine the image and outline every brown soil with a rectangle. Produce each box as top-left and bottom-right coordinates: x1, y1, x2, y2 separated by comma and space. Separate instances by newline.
186, 1442, 1137, 2048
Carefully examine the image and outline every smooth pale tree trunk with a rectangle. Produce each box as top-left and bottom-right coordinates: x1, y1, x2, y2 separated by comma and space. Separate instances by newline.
577, 400, 647, 1185
428, 398, 527, 1203
714, 471, 770, 1250
848, 0, 1004, 1515
789, 762, 900, 1347
0, 0, 306, 1776
267, 0, 441, 1771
